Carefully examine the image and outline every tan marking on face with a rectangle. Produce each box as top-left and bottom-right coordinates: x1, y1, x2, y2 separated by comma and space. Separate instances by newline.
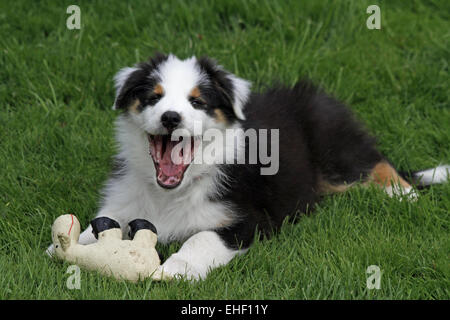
214, 108, 227, 123
367, 161, 411, 188
153, 83, 164, 95
190, 86, 201, 98
129, 99, 141, 113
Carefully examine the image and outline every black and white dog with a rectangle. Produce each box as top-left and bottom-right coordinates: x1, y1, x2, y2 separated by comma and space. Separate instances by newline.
48, 53, 449, 280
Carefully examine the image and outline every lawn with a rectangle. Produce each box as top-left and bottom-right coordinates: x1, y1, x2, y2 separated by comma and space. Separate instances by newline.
0, 0, 449, 299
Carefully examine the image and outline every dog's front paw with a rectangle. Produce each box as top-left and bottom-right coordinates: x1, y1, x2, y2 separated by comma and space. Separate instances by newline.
159, 254, 206, 281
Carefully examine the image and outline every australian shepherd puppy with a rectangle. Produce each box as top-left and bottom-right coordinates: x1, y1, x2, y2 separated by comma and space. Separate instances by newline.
48, 53, 449, 280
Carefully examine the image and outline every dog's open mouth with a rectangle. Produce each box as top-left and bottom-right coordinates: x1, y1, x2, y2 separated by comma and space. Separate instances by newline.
148, 134, 195, 189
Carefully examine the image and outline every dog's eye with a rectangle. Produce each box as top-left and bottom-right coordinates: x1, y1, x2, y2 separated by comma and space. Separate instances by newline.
143, 94, 162, 107
189, 97, 206, 109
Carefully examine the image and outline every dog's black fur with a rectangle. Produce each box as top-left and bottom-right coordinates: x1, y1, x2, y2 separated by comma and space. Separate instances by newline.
214, 81, 384, 249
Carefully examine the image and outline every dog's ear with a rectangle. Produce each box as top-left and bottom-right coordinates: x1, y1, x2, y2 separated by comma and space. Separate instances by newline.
197, 57, 251, 120
112, 53, 168, 110
112, 66, 148, 110
112, 67, 139, 110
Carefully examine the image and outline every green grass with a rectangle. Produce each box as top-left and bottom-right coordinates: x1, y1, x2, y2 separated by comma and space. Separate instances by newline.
0, 0, 449, 299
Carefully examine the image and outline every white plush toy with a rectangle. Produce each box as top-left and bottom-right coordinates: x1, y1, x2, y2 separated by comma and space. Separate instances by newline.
51, 214, 170, 282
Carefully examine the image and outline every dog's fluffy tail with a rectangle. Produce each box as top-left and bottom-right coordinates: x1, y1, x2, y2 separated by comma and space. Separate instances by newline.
402, 164, 450, 187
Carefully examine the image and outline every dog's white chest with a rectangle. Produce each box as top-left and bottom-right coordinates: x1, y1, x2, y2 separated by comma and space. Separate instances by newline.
143, 178, 232, 244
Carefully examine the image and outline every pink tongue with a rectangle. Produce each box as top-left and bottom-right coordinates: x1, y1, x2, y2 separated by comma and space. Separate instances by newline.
160, 140, 183, 176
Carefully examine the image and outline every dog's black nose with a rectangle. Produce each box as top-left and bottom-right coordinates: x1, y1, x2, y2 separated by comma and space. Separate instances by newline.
161, 111, 181, 130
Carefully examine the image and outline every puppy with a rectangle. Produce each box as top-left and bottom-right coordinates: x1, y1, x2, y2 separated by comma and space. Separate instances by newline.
47, 53, 449, 280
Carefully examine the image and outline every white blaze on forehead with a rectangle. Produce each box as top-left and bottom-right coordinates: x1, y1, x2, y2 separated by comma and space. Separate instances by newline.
153, 55, 206, 97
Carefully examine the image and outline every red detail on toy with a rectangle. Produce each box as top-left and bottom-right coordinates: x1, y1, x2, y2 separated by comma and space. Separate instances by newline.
68, 214, 74, 236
